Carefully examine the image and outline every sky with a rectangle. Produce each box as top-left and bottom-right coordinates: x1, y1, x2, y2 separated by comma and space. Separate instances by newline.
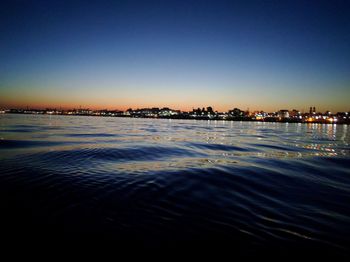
0, 0, 349, 112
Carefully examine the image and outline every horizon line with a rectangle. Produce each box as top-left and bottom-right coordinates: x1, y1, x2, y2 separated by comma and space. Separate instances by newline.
1, 104, 349, 114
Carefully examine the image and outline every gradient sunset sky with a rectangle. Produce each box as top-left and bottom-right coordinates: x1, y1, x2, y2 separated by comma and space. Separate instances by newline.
1, 0, 349, 112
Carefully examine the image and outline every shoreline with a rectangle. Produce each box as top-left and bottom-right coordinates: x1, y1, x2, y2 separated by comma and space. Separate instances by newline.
2, 112, 349, 125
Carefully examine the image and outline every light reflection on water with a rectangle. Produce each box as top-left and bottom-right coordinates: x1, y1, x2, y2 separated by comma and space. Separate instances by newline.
0, 114, 350, 255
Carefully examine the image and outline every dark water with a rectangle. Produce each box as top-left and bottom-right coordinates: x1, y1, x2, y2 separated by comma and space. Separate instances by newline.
0, 114, 349, 256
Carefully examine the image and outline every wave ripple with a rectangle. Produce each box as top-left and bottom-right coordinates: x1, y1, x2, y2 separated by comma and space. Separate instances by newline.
0, 114, 350, 256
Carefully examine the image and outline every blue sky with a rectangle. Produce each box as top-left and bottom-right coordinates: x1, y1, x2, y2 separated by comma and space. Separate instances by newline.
1, 0, 349, 112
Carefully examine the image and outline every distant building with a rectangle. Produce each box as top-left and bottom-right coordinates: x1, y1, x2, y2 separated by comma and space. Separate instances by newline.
278, 109, 289, 119
289, 109, 300, 118
159, 107, 179, 117
253, 111, 267, 120
309, 106, 316, 114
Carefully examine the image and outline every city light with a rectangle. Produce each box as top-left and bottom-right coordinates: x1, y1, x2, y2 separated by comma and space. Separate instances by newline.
1, 106, 348, 124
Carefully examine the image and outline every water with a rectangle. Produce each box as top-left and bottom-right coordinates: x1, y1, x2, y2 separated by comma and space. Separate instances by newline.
0, 114, 349, 255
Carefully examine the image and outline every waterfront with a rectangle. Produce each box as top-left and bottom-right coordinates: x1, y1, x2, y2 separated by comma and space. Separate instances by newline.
3, 106, 350, 124
0, 114, 349, 255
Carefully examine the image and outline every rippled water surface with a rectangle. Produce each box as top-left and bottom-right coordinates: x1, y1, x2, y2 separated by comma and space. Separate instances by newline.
1, 114, 349, 255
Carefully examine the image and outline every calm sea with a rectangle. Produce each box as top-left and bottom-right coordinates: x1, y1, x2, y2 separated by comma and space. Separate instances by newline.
0, 114, 349, 255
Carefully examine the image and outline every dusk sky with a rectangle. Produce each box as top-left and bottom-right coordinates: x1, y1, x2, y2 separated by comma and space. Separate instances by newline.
1, 0, 349, 112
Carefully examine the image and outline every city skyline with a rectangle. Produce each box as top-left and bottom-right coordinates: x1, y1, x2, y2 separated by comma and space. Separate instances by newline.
3, 104, 349, 125
1, 0, 350, 112
1, 102, 348, 115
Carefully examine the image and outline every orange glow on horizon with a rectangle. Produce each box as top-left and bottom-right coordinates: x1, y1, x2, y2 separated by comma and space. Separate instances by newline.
0, 102, 230, 112
1, 94, 348, 113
